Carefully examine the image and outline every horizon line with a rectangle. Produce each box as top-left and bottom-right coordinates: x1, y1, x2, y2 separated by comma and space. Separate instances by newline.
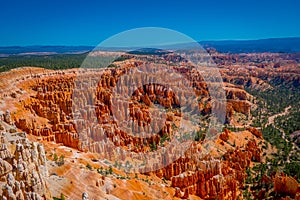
1, 36, 300, 48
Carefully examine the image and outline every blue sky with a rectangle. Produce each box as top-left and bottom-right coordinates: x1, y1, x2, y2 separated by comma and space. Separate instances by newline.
1, 0, 300, 46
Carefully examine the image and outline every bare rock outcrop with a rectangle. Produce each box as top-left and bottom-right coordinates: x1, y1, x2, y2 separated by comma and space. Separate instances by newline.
162, 139, 262, 199
246, 127, 263, 139
219, 128, 230, 142
3, 111, 12, 125
274, 174, 298, 197
0, 115, 49, 199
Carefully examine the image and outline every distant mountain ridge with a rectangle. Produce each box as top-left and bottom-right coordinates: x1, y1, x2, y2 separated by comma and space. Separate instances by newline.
1, 37, 300, 56
200, 37, 300, 53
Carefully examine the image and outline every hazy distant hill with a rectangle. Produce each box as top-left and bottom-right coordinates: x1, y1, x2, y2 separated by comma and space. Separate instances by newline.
0, 37, 300, 56
200, 37, 300, 53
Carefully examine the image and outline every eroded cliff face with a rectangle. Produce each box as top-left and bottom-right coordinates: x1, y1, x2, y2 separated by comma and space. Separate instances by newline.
0, 112, 50, 200
158, 139, 261, 199
215, 52, 300, 92
274, 174, 299, 197
13, 60, 252, 153
1, 58, 258, 199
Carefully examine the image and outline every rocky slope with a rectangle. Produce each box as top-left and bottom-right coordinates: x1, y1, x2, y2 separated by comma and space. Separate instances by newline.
0, 112, 50, 200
